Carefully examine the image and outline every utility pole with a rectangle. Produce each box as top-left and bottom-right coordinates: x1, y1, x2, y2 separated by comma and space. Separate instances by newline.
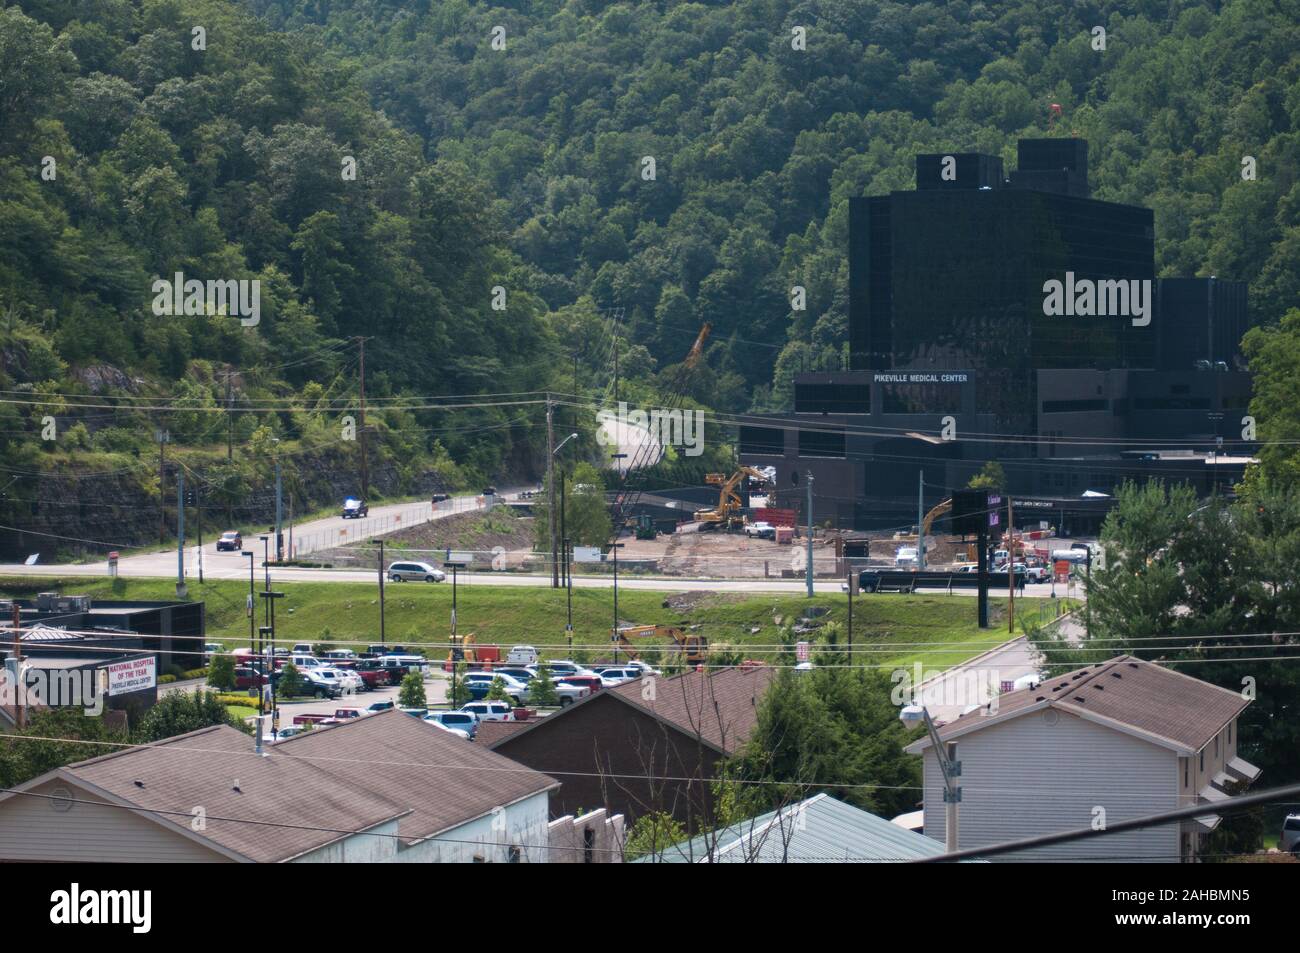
12, 601, 24, 729
564, 536, 573, 655
176, 469, 186, 598
358, 337, 369, 501
805, 471, 815, 597
156, 429, 169, 544
917, 470, 926, 571
560, 474, 568, 587
225, 373, 234, 462
1007, 495, 1015, 633
274, 456, 283, 563
196, 482, 203, 584
547, 397, 558, 588
378, 539, 385, 645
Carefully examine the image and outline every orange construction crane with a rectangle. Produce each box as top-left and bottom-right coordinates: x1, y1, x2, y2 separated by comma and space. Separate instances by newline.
694, 466, 772, 529
613, 624, 708, 666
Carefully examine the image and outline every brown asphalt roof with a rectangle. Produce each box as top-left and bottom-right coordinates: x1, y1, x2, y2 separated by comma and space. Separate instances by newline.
474, 719, 535, 748
909, 655, 1250, 754
44, 709, 557, 862
485, 666, 776, 756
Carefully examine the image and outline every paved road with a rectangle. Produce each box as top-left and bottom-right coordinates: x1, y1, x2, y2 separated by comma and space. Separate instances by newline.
0, 557, 1086, 599
2, 492, 501, 582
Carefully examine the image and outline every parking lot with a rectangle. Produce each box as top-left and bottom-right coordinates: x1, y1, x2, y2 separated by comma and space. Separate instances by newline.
236, 672, 451, 734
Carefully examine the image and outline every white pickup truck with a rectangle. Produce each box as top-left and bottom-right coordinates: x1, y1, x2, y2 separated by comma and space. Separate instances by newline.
744, 521, 776, 540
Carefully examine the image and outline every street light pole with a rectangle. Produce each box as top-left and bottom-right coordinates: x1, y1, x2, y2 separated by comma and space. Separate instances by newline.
901, 705, 961, 852
805, 471, 815, 598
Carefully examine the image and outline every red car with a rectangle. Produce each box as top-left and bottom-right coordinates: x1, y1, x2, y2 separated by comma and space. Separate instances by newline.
353, 659, 394, 687
556, 675, 603, 695
234, 667, 269, 690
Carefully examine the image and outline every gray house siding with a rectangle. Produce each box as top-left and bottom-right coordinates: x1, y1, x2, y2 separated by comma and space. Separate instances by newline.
0, 779, 231, 863
922, 709, 1180, 862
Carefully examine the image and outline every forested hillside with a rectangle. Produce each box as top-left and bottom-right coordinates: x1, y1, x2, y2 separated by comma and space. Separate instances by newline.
2, 0, 1300, 550
248, 0, 1300, 409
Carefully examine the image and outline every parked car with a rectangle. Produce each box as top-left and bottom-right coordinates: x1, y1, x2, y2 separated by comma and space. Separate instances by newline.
332, 707, 365, 720
300, 668, 344, 699
424, 711, 478, 738
744, 521, 776, 540
233, 666, 269, 691
292, 713, 333, 726
291, 643, 314, 655
481, 486, 498, 496
1024, 565, 1050, 583
342, 497, 368, 519
216, 530, 242, 552
532, 660, 595, 679
488, 665, 535, 681
321, 668, 362, 693
355, 658, 396, 686
556, 674, 603, 696
507, 644, 539, 665
387, 561, 446, 583
431, 493, 450, 503
429, 721, 470, 740
380, 655, 428, 678
1282, 814, 1300, 854
462, 672, 530, 705
460, 700, 515, 723
271, 727, 307, 741
366, 700, 396, 714
554, 683, 591, 708
597, 667, 641, 687
203, 642, 223, 662
323, 649, 358, 661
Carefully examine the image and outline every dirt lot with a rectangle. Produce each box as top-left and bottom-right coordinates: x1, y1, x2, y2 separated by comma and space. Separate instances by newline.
311, 508, 536, 569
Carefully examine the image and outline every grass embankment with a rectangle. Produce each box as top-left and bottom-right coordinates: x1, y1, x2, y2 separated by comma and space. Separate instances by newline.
0, 575, 1067, 671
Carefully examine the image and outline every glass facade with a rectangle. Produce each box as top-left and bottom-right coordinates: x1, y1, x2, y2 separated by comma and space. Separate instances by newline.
850, 185, 1155, 430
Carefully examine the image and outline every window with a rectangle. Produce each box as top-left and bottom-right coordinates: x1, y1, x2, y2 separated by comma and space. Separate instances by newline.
1228, 723, 1232, 744
1200, 750, 1204, 772
1183, 758, 1188, 788
798, 428, 846, 458
507, 846, 521, 864
739, 425, 784, 456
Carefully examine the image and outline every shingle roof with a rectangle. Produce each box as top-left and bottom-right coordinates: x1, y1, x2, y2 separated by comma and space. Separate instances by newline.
474, 719, 535, 748
485, 666, 775, 756
906, 655, 1249, 755
610, 666, 775, 754
43, 709, 557, 862
640, 793, 985, 863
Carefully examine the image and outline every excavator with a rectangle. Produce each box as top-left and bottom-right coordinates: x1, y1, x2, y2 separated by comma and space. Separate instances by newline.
445, 633, 500, 671
693, 466, 773, 530
612, 624, 708, 666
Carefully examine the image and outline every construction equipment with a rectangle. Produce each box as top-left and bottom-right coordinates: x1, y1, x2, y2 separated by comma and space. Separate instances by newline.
634, 513, 657, 540
694, 467, 773, 530
891, 497, 953, 547
613, 624, 708, 666
445, 633, 500, 670
606, 323, 712, 535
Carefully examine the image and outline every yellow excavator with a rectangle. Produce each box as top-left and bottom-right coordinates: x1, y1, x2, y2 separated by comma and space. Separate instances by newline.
694, 466, 772, 530
613, 624, 709, 666
892, 498, 952, 545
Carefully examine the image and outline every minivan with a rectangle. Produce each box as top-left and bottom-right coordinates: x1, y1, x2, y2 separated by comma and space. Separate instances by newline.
387, 561, 446, 583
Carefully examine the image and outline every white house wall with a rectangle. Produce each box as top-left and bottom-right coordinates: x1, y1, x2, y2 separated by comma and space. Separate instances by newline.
922, 709, 1179, 862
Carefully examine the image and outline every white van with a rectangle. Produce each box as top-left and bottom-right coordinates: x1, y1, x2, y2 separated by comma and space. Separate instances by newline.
507, 644, 538, 665
894, 547, 918, 568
